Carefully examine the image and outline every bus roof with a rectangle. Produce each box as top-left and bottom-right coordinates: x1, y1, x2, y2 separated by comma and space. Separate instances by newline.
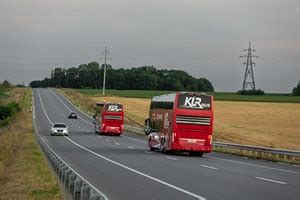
151, 92, 210, 103
152, 93, 176, 102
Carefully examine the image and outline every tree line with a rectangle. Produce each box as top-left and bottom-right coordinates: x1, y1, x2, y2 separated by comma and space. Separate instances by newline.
29, 62, 214, 92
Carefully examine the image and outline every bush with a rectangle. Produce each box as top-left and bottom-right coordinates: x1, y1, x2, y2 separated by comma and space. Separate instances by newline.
237, 89, 265, 95
0, 102, 21, 120
292, 81, 300, 96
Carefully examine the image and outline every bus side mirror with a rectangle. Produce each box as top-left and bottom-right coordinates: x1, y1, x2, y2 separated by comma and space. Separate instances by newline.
144, 118, 151, 135
144, 118, 150, 126
93, 121, 95, 124
93, 114, 96, 119
144, 126, 152, 135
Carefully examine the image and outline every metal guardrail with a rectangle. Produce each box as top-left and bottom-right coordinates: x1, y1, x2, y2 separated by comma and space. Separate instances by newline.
125, 123, 300, 164
32, 93, 107, 200
124, 124, 144, 135
56, 90, 300, 164
212, 141, 300, 163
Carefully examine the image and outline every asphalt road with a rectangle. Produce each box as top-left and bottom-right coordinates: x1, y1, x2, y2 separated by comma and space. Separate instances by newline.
33, 88, 300, 200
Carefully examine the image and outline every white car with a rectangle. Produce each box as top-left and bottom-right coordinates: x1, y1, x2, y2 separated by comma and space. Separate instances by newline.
51, 123, 68, 136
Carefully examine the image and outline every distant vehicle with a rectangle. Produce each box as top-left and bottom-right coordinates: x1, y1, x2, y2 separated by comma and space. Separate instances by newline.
51, 123, 69, 136
68, 112, 78, 119
145, 92, 214, 156
94, 102, 124, 136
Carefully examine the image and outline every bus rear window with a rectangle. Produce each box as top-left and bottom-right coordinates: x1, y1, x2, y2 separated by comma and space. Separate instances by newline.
177, 94, 211, 110
105, 104, 123, 112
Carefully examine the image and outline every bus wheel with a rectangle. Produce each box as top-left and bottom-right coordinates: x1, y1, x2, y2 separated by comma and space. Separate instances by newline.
190, 152, 204, 157
150, 147, 155, 151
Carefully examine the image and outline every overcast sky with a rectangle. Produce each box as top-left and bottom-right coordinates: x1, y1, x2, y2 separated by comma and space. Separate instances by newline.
0, 0, 299, 92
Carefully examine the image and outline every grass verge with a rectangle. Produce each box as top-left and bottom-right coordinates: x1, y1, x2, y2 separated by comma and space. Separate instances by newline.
0, 88, 61, 199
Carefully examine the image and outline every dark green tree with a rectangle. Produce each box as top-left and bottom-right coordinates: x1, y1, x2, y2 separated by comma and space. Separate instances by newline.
292, 81, 300, 96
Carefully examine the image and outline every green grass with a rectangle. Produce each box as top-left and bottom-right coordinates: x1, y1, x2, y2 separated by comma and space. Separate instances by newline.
0, 88, 10, 100
76, 89, 300, 103
207, 92, 300, 103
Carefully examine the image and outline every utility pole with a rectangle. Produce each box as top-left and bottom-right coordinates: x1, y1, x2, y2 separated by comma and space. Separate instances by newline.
101, 46, 111, 96
239, 42, 259, 90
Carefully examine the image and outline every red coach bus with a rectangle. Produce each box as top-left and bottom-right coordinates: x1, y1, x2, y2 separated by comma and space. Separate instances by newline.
94, 102, 124, 136
144, 92, 214, 156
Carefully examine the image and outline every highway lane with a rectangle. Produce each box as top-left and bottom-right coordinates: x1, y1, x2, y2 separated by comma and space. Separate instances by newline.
33, 88, 300, 200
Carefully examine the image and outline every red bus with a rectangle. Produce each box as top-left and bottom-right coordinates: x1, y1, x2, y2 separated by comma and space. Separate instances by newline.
93, 102, 124, 136
145, 92, 214, 156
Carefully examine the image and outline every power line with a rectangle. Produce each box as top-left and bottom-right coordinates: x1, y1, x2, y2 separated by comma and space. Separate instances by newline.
239, 42, 259, 90
0, 55, 98, 60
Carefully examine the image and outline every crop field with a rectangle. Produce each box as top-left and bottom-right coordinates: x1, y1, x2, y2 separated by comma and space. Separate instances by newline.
76, 89, 300, 103
61, 89, 300, 150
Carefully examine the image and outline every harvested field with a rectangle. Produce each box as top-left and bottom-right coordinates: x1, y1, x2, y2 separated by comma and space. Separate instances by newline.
61, 89, 300, 150
93, 97, 300, 150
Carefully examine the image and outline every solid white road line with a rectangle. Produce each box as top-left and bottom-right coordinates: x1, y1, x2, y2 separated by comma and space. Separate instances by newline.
206, 155, 300, 174
65, 136, 206, 200
46, 89, 300, 176
43, 137, 48, 143
36, 90, 53, 125
37, 89, 207, 200
166, 156, 178, 161
256, 177, 287, 185
34, 89, 109, 200
49, 89, 93, 125
200, 165, 218, 170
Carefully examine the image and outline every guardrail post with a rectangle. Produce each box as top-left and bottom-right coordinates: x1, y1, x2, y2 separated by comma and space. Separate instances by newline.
81, 182, 91, 200
74, 177, 83, 200
69, 173, 77, 200
64, 169, 72, 199
89, 189, 102, 200
60, 166, 68, 189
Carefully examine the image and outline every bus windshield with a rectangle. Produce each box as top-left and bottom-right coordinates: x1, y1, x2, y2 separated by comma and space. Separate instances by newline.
105, 104, 123, 112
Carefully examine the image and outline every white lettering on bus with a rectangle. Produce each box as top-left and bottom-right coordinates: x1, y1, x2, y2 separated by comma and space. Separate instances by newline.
184, 97, 203, 109
108, 105, 122, 112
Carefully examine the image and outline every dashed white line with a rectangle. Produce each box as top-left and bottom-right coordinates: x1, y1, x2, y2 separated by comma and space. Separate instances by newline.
115, 143, 120, 146
166, 156, 178, 161
105, 139, 110, 142
123, 135, 147, 144
64, 136, 206, 200
200, 165, 218, 170
128, 146, 134, 149
37, 89, 207, 200
98, 136, 101, 139
256, 177, 287, 185
144, 151, 152, 154
206, 155, 300, 174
